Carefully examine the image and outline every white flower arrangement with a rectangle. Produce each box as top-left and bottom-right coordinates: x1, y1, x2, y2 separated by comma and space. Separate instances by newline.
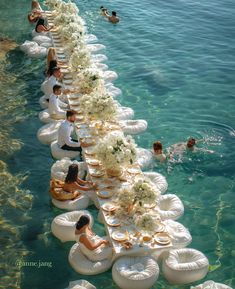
79, 91, 117, 121
117, 188, 135, 207
132, 178, 159, 205
55, 1, 79, 14
69, 48, 91, 73
134, 213, 156, 232
59, 22, 85, 40
44, 0, 62, 10
76, 70, 102, 94
94, 131, 137, 170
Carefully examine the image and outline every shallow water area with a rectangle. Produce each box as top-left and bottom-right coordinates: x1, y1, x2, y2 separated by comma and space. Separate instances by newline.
0, 0, 235, 288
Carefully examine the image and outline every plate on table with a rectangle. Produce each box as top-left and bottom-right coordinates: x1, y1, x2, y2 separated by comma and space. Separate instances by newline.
111, 230, 128, 242
155, 223, 166, 233
127, 167, 141, 174
106, 217, 120, 227
101, 202, 116, 212
64, 74, 73, 80
87, 159, 101, 166
63, 79, 73, 85
90, 169, 105, 178
61, 68, 70, 74
154, 232, 171, 245
84, 147, 96, 156
76, 115, 84, 122
81, 137, 95, 146
96, 190, 113, 199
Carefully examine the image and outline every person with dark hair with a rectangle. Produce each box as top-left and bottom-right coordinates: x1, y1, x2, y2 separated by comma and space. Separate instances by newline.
153, 141, 167, 163
35, 18, 53, 33
62, 164, 96, 193
48, 84, 68, 120
75, 215, 112, 261
100, 6, 108, 16
104, 10, 119, 23
57, 110, 82, 153
41, 67, 62, 100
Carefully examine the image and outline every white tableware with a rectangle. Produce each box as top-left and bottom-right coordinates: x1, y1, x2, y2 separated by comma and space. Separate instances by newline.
101, 202, 116, 212
111, 230, 128, 241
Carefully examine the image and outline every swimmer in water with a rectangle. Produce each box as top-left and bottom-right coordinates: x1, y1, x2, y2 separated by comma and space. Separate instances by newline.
152, 141, 167, 163
100, 6, 108, 16
104, 10, 120, 24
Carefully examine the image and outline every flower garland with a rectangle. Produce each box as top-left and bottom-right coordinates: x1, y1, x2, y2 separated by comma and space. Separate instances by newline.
134, 213, 156, 232
132, 177, 159, 205
68, 48, 91, 73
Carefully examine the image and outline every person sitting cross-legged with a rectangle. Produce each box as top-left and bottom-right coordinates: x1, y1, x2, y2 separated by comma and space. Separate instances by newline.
48, 84, 68, 120
57, 110, 82, 154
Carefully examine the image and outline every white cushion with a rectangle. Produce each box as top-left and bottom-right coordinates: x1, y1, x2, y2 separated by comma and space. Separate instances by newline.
37, 121, 62, 145
120, 119, 148, 135
155, 194, 184, 220
51, 141, 80, 160
191, 280, 232, 289
66, 279, 96, 289
136, 149, 153, 169
144, 172, 168, 193
51, 194, 89, 211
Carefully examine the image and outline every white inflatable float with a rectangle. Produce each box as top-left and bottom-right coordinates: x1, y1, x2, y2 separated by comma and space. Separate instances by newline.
32, 35, 52, 46
39, 95, 49, 109
163, 219, 192, 249
102, 70, 118, 83
119, 119, 148, 135
39, 109, 59, 124
136, 149, 153, 169
51, 158, 87, 181
112, 256, 159, 289
155, 194, 184, 220
94, 62, 108, 71
85, 33, 98, 43
51, 210, 93, 242
65, 280, 96, 289
37, 121, 62, 145
191, 281, 233, 289
20, 41, 47, 58
117, 106, 134, 120
91, 54, 108, 63
87, 44, 105, 53
162, 248, 209, 284
50, 141, 81, 160
105, 83, 122, 97
51, 194, 90, 211
69, 243, 112, 275
144, 171, 168, 193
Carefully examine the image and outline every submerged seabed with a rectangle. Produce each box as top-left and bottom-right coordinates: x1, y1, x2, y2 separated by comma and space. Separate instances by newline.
0, 0, 235, 288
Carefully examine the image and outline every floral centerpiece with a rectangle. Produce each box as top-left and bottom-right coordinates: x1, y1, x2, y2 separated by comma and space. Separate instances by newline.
94, 132, 137, 175
76, 70, 102, 94
44, 0, 62, 10
132, 177, 159, 206
134, 213, 156, 232
59, 22, 85, 40
79, 91, 117, 121
68, 48, 91, 73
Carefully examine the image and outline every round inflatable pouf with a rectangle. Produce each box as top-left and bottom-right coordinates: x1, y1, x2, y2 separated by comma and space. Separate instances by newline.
191, 280, 233, 289
103, 70, 118, 83
65, 279, 96, 289
69, 243, 112, 275
94, 62, 108, 71
37, 121, 62, 145
119, 119, 148, 135
51, 210, 93, 242
144, 172, 168, 193
51, 158, 87, 181
39, 95, 49, 109
32, 29, 51, 38
33, 35, 52, 45
39, 109, 59, 124
85, 33, 98, 43
136, 149, 153, 169
51, 194, 90, 211
91, 54, 108, 63
117, 106, 134, 120
87, 44, 105, 53
162, 248, 209, 284
51, 141, 81, 160
20, 40, 47, 58
112, 256, 159, 289
163, 219, 192, 249
105, 83, 122, 98
155, 194, 184, 220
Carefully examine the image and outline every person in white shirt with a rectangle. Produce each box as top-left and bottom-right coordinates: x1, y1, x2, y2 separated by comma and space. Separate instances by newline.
41, 67, 62, 100
49, 85, 68, 119
57, 110, 82, 153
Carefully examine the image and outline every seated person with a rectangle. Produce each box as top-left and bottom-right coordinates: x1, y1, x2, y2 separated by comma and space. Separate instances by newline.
153, 141, 166, 163
57, 110, 83, 153
48, 85, 68, 120
63, 164, 96, 193
104, 10, 119, 24
49, 179, 80, 201
31, 0, 43, 12
35, 18, 53, 33
75, 215, 112, 261
46, 48, 66, 75
28, 11, 42, 23
41, 67, 62, 100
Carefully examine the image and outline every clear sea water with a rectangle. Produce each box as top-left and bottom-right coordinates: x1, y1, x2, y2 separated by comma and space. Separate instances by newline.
0, 0, 235, 288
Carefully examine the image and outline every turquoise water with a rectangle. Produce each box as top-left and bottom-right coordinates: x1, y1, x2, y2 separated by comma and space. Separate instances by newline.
0, 0, 235, 288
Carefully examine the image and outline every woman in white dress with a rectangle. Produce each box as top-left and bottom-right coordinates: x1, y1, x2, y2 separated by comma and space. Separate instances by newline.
75, 215, 112, 262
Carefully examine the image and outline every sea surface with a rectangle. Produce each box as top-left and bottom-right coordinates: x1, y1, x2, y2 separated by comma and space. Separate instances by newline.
0, 0, 235, 288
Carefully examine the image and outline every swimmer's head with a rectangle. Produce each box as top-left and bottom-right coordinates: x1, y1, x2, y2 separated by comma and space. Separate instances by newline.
153, 141, 163, 152
187, 138, 196, 148
112, 11, 117, 16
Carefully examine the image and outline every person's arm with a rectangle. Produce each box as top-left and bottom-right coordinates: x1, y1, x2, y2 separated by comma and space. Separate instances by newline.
104, 10, 110, 18
76, 177, 88, 185
58, 98, 68, 109
79, 234, 108, 251
64, 126, 81, 147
